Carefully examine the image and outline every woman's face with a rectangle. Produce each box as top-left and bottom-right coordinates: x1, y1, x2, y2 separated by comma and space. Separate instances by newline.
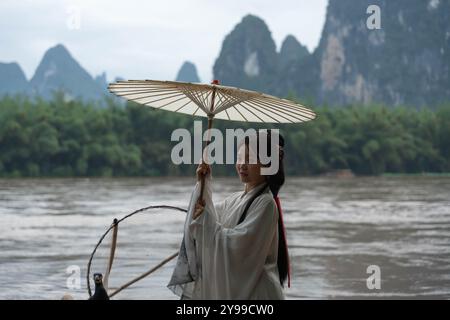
236, 144, 266, 185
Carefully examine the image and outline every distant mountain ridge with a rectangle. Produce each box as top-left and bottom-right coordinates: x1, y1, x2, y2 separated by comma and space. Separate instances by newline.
0, 44, 200, 102
29, 44, 106, 101
0, 62, 30, 95
213, 15, 279, 93
2, 0, 449, 107
285, 0, 450, 106
0, 44, 110, 102
175, 61, 201, 83
213, 1, 450, 107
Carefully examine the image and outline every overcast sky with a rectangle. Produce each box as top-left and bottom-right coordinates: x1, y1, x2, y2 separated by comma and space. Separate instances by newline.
0, 0, 328, 83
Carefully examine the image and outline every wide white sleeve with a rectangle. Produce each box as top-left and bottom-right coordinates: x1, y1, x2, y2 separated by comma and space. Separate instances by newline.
166, 176, 208, 297
167, 174, 222, 298
188, 177, 279, 299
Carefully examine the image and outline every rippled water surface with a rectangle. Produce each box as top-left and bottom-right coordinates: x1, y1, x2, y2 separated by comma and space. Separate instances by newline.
1, 176, 449, 299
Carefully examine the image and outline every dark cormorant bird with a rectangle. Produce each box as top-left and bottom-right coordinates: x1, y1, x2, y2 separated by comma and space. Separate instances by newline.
89, 273, 109, 300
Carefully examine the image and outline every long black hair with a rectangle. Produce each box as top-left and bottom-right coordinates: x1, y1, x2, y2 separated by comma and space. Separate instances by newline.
242, 130, 289, 286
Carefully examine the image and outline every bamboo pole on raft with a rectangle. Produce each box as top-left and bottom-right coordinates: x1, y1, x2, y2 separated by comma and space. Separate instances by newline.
108, 251, 179, 298
103, 218, 118, 290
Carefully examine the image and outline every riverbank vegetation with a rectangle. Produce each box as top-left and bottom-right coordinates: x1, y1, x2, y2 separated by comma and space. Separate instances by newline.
0, 94, 449, 177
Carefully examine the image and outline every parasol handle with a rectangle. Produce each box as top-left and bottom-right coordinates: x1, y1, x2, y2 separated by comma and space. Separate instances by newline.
199, 174, 206, 202
199, 80, 218, 203
199, 116, 213, 201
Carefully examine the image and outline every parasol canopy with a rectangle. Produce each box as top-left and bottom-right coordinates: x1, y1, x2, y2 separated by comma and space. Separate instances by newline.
108, 79, 316, 123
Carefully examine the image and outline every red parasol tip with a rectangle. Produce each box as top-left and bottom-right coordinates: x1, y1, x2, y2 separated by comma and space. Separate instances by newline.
211, 80, 220, 85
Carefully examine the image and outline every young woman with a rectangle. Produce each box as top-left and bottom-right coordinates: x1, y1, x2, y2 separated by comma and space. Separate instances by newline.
168, 130, 290, 299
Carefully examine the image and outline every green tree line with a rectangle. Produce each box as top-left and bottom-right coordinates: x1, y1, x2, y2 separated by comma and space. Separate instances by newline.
0, 93, 449, 177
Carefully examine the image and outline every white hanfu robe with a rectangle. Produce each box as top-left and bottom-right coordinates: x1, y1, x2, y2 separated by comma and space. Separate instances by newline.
168, 175, 284, 300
